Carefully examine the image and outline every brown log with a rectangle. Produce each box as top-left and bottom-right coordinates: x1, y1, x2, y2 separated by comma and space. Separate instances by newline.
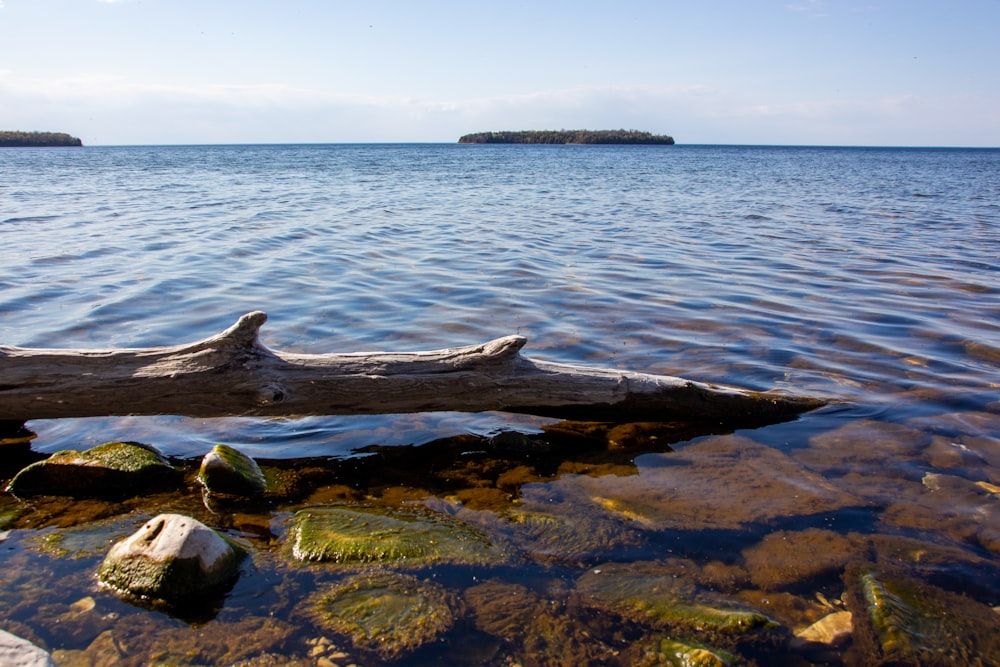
0, 311, 825, 425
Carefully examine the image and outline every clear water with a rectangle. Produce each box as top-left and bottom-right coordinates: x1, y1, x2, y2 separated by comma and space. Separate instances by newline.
1, 144, 999, 664
3, 144, 997, 455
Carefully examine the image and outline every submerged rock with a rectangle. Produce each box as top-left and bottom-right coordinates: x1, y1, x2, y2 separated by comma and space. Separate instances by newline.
626, 637, 739, 667
522, 435, 860, 532
465, 579, 619, 665
845, 564, 1000, 665
198, 444, 267, 497
792, 610, 852, 648
97, 513, 245, 602
741, 528, 859, 590
6, 441, 174, 498
287, 505, 505, 566
307, 571, 453, 661
577, 562, 787, 652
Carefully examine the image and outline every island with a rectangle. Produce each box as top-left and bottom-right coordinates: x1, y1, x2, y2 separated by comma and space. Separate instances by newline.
0, 131, 83, 147
458, 129, 674, 145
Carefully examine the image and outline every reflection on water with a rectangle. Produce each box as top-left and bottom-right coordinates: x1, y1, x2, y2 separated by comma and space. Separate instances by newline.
1, 144, 999, 664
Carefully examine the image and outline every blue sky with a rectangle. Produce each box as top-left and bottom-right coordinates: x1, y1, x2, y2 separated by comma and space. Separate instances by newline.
0, 0, 997, 146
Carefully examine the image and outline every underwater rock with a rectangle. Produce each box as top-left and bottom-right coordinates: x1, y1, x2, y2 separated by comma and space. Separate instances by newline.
494, 506, 645, 564
879, 471, 1000, 555
845, 564, 1000, 665
6, 441, 174, 498
796, 419, 930, 483
522, 435, 860, 531
626, 636, 739, 667
0, 628, 56, 667
307, 571, 453, 661
198, 444, 267, 496
792, 610, 852, 648
577, 562, 787, 652
741, 528, 860, 590
287, 505, 505, 566
465, 579, 619, 665
97, 513, 244, 602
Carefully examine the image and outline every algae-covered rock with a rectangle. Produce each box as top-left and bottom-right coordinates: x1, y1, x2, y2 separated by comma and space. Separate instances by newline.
287, 505, 505, 567
97, 513, 245, 602
741, 528, 859, 590
846, 564, 1000, 665
307, 571, 453, 661
198, 444, 267, 496
465, 579, 620, 665
577, 562, 786, 652
6, 441, 173, 497
627, 637, 740, 667
493, 507, 646, 564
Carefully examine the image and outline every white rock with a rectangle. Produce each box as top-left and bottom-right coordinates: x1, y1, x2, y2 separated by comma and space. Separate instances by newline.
97, 513, 243, 601
0, 629, 56, 667
794, 610, 853, 647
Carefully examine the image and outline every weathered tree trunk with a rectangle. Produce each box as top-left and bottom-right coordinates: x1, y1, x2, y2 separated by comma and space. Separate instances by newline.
0, 311, 825, 425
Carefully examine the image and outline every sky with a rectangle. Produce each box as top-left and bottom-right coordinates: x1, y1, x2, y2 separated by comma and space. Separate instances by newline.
0, 0, 997, 146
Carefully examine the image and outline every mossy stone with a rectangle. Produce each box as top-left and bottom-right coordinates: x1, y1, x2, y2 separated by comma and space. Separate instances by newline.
308, 572, 453, 660
288, 505, 505, 567
5, 442, 173, 497
97, 514, 245, 603
631, 637, 739, 667
577, 562, 783, 651
846, 565, 1000, 665
197, 444, 267, 497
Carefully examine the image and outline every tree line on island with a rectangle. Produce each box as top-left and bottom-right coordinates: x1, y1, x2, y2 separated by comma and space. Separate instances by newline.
0, 131, 83, 147
458, 129, 674, 145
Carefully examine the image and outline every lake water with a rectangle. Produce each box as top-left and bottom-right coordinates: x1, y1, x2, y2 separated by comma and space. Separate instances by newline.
1, 144, 999, 665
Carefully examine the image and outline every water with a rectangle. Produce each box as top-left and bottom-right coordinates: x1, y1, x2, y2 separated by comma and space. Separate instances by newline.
1, 144, 999, 664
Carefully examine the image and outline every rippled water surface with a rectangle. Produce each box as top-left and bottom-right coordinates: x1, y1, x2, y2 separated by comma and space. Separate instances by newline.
2, 144, 999, 665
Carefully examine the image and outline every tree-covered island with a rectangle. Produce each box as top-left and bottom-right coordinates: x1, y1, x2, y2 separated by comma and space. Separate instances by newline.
0, 131, 83, 147
458, 129, 674, 145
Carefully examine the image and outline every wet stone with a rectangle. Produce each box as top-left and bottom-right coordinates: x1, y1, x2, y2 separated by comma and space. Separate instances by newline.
198, 444, 267, 497
5, 441, 174, 498
741, 528, 860, 591
0, 628, 56, 667
287, 505, 506, 567
845, 564, 1000, 665
792, 610, 852, 648
626, 636, 739, 667
576, 561, 788, 652
97, 513, 245, 603
523, 435, 860, 531
465, 579, 619, 665
306, 571, 453, 661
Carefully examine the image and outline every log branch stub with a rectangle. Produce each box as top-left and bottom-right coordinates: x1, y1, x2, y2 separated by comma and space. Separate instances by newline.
0, 312, 826, 425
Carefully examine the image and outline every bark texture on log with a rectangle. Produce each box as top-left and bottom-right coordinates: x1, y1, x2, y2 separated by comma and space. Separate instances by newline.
0, 311, 825, 424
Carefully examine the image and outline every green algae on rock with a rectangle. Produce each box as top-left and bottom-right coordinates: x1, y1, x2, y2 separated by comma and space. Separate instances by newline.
627, 637, 739, 667
5, 441, 174, 498
198, 444, 267, 497
287, 505, 506, 566
845, 565, 1000, 666
577, 562, 785, 651
307, 571, 454, 661
97, 513, 245, 603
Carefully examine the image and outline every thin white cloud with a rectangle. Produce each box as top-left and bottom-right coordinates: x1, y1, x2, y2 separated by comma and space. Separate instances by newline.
0, 70, 995, 146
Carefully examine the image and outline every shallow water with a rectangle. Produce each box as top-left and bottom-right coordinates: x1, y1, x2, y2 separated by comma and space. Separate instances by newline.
1, 144, 999, 665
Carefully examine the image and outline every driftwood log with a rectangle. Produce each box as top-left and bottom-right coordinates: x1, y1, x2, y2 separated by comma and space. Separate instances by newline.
0, 311, 824, 425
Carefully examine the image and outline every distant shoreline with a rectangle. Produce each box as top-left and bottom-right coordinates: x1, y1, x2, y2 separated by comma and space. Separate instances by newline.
458, 129, 675, 145
0, 131, 83, 147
